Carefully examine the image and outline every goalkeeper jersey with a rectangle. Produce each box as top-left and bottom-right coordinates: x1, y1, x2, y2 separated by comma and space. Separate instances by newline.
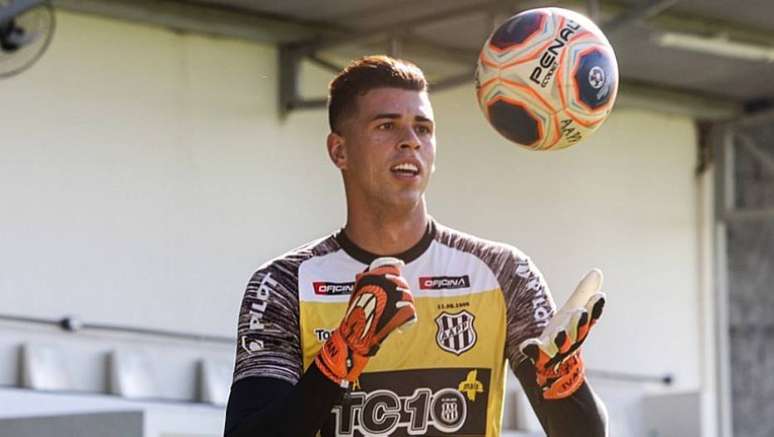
232, 219, 556, 437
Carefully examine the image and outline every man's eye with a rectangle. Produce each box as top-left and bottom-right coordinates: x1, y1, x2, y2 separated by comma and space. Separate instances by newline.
377, 122, 394, 130
417, 125, 432, 135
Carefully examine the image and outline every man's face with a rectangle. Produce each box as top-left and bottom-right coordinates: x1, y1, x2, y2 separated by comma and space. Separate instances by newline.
329, 87, 436, 211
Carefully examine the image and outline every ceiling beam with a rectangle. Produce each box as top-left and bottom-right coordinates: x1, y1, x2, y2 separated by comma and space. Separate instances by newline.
293, 1, 500, 54
562, 0, 774, 44
54, 0, 774, 49
603, 0, 680, 34
52, 0, 337, 44
616, 79, 741, 120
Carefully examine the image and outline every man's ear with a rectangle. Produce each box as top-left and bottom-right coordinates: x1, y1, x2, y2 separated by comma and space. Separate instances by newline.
327, 132, 347, 170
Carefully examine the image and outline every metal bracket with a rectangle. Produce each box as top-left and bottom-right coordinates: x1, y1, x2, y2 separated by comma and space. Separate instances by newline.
278, 43, 328, 118
277, 1, 505, 117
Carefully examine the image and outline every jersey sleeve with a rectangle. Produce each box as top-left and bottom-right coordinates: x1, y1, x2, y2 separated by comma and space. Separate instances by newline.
232, 263, 303, 385
502, 253, 556, 366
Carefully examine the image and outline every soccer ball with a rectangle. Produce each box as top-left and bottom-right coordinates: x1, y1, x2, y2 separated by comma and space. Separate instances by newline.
475, 7, 619, 151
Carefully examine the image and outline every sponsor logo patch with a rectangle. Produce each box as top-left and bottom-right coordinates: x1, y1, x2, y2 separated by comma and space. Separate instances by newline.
240, 272, 277, 355
435, 310, 477, 355
458, 370, 485, 402
313, 281, 355, 295
331, 368, 491, 436
419, 275, 471, 290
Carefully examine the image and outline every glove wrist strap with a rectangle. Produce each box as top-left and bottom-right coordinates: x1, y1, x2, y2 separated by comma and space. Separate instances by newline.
539, 354, 585, 400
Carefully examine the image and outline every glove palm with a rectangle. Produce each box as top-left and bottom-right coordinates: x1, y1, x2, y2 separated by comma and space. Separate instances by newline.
316, 257, 417, 387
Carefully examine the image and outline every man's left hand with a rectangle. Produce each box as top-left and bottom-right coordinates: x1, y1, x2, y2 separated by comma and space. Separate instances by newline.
519, 269, 606, 400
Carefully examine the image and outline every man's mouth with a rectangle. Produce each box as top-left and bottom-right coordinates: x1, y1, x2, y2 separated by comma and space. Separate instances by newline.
390, 162, 420, 177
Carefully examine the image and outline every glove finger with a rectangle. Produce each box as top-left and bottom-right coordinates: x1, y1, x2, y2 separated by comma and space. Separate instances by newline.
519, 338, 541, 364
560, 309, 595, 360
560, 302, 603, 361
544, 329, 572, 369
563, 295, 605, 355
519, 338, 553, 369
367, 257, 404, 278
563, 308, 587, 344
398, 287, 415, 306
376, 302, 416, 340
586, 292, 606, 326
387, 274, 411, 290
559, 269, 603, 313
370, 256, 405, 270
574, 309, 591, 344
395, 300, 416, 317
395, 302, 418, 331
554, 329, 571, 354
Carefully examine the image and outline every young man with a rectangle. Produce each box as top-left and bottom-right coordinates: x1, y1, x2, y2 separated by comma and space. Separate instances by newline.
224, 56, 608, 437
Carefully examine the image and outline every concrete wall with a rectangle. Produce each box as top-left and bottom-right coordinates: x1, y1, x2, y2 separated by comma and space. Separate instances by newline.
0, 11, 710, 436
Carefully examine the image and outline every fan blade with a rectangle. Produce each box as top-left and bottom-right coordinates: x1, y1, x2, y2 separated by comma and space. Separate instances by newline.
1, 24, 35, 52
0, 0, 48, 24
11, 27, 41, 48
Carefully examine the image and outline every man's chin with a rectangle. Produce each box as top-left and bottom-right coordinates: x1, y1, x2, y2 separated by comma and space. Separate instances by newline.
387, 191, 426, 212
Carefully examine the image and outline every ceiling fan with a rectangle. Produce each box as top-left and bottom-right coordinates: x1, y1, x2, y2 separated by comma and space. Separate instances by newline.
0, 0, 55, 79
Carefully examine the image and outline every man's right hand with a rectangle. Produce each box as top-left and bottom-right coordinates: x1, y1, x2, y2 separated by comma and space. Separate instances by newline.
315, 257, 417, 388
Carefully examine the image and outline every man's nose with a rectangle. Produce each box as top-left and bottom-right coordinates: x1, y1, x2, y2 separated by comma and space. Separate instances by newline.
398, 127, 421, 150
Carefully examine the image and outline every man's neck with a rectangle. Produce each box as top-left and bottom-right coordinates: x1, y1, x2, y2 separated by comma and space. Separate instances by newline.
343, 201, 429, 256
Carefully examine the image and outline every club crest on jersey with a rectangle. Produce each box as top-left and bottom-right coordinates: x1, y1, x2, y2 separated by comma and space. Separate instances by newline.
435, 310, 477, 355
419, 275, 471, 290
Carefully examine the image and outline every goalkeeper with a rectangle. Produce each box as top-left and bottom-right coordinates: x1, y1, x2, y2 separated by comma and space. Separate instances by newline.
224, 55, 607, 437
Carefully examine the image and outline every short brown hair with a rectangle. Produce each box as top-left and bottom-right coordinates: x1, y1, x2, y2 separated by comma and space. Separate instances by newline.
328, 55, 428, 132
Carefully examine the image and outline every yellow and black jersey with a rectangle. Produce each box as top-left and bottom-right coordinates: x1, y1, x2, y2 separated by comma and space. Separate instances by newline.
233, 219, 556, 436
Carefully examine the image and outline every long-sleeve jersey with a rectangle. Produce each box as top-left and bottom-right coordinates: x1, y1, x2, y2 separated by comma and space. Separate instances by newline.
225, 219, 607, 436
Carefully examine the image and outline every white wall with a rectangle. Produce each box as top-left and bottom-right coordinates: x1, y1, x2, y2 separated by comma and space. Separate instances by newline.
0, 12, 340, 337
0, 11, 708, 436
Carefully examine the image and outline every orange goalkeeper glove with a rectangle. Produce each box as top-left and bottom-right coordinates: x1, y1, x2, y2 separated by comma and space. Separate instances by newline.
315, 257, 417, 388
519, 269, 606, 400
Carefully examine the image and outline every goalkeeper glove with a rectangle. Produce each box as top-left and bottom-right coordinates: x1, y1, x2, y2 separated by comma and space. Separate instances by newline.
519, 269, 606, 400
315, 257, 417, 388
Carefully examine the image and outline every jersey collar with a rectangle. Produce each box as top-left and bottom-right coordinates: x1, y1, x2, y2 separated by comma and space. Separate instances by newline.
334, 219, 436, 266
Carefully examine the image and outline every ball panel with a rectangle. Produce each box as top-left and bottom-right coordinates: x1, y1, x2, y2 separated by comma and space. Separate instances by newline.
572, 48, 617, 112
487, 98, 543, 147
497, 37, 555, 71
489, 11, 546, 50
551, 111, 597, 150
481, 11, 559, 66
499, 76, 559, 114
541, 113, 563, 150
557, 33, 596, 112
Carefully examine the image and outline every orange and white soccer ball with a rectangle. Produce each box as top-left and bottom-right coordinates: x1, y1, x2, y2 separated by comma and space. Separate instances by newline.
475, 7, 619, 151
